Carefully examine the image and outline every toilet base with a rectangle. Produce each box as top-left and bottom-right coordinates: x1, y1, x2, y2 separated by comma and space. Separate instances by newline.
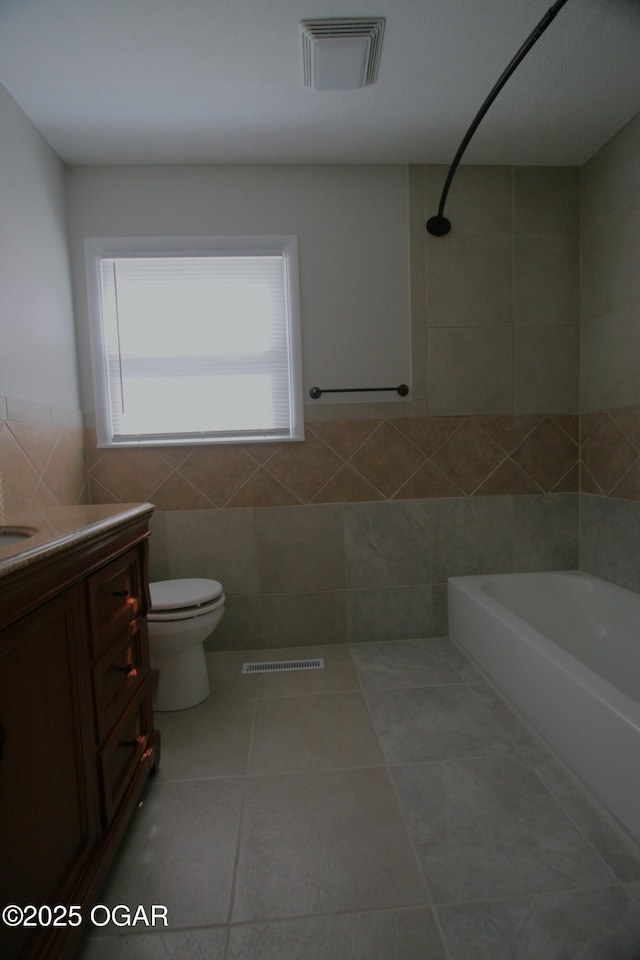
151, 641, 210, 711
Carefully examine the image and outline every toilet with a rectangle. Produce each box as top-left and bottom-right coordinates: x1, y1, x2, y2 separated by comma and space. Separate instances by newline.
147, 578, 225, 711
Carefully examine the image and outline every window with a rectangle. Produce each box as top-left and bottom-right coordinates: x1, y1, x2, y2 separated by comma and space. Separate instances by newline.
84, 236, 304, 447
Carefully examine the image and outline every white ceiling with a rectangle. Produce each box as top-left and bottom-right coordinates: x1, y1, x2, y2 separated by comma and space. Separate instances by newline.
0, 0, 638, 167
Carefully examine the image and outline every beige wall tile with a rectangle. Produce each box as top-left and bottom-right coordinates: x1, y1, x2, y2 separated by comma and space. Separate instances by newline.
581, 197, 640, 324
611, 408, 640, 451
257, 504, 346, 594
427, 235, 513, 327
149, 508, 259, 595
474, 415, 542, 452
0, 418, 88, 512
390, 416, 463, 457
610, 460, 640, 501
514, 326, 579, 415
581, 112, 640, 231
205, 595, 262, 652
180, 446, 259, 507
581, 310, 640, 411
394, 461, 463, 499
430, 420, 503, 495
426, 165, 512, 237
349, 422, 424, 498
0, 422, 40, 510
475, 459, 539, 496
227, 469, 301, 508
8, 421, 60, 472
264, 432, 343, 503
514, 237, 579, 326
312, 465, 384, 504
580, 111, 640, 421
581, 413, 637, 495
42, 431, 86, 505
306, 420, 380, 460
514, 167, 579, 237
150, 472, 215, 511
511, 419, 578, 492
428, 327, 513, 416
261, 592, 348, 648
89, 446, 171, 502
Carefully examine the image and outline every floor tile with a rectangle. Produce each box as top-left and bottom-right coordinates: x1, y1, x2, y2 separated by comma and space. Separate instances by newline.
205, 651, 260, 701
367, 684, 514, 764
78, 927, 227, 960
98, 779, 244, 928
439, 639, 482, 682
79, 639, 640, 960
517, 734, 640, 884
390, 755, 615, 903
232, 767, 427, 922
467, 679, 537, 750
470, 679, 640, 883
248, 691, 383, 775
155, 697, 255, 781
228, 908, 446, 959
436, 886, 640, 960
350, 638, 464, 690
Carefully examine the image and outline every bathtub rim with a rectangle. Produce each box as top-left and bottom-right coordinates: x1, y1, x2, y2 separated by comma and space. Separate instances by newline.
448, 569, 640, 736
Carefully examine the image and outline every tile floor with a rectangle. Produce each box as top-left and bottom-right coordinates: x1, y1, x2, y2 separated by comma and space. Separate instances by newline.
79, 639, 640, 959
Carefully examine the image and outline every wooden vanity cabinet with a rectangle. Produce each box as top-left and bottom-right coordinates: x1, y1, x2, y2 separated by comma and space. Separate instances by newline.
0, 585, 96, 960
0, 510, 160, 960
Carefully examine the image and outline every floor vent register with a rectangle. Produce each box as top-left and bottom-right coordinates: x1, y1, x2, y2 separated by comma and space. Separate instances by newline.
241, 658, 325, 675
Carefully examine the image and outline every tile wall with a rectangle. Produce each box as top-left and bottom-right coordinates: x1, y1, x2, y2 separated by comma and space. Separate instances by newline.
148, 494, 579, 651
419, 164, 580, 416
579, 111, 640, 590
0, 396, 87, 519
84, 404, 583, 655
84, 406, 578, 652
86, 414, 579, 508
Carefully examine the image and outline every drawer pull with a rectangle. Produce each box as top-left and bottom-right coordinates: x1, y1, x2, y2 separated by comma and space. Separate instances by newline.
115, 663, 137, 676
112, 589, 130, 598
120, 737, 144, 749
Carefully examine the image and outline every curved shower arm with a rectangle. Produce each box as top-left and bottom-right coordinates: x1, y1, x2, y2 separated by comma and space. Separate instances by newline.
426, 0, 571, 237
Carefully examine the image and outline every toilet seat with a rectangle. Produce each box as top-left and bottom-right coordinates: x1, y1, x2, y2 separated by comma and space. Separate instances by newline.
148, 578, 225, 623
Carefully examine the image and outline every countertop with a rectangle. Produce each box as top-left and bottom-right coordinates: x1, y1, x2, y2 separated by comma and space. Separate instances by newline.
0, 503, 155, 579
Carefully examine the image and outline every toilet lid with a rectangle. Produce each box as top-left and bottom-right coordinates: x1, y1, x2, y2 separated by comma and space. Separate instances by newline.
149, 578, 223, 612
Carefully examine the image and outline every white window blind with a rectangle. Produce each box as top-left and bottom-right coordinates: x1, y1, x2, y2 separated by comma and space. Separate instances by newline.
86, 238, 304, 446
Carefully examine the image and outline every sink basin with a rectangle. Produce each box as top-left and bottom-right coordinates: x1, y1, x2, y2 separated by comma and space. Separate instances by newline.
0, 526, 38, 548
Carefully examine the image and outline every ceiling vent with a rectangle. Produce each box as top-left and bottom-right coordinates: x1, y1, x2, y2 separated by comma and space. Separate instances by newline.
300, 17, 385, 90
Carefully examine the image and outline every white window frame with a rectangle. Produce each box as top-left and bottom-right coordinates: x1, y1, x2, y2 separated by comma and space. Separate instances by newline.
84, 235, 304, 448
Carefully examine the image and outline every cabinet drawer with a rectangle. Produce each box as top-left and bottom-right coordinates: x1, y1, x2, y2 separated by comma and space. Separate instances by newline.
93, 621, 148, 743
88, 548, 144, 657
98, 685, 152, 825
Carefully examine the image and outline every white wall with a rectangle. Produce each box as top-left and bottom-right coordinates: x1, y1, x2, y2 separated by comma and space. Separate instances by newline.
0, 83, 80, 412
66, 164, 411, 415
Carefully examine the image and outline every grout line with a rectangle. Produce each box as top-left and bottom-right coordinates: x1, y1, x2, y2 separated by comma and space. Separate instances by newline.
349, 642, 455, 959
224, 687, 259, 934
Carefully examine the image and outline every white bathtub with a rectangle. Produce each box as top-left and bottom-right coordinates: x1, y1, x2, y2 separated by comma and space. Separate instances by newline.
448, 570, 640, 848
